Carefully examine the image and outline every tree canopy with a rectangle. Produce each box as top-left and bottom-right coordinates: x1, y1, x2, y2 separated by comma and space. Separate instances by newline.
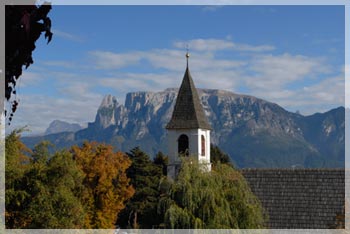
117, 147, 163, 228
153, 151, 169, 176
5, 133, 85, 228
210, 143, 232, 166
71, 142, 135, 229
6, 132, 266, 229
5, 132, 134, 229
159, 159, 267, 229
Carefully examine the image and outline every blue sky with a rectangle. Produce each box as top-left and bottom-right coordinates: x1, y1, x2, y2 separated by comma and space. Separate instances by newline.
7, 5, 346, 134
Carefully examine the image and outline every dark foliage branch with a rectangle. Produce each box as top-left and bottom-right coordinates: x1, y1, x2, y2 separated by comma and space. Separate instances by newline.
5, 2, 53, 122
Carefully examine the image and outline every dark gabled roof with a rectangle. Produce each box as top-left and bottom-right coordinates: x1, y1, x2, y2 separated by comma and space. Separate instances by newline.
241, 169, 345, 229
166, 66, 211, 130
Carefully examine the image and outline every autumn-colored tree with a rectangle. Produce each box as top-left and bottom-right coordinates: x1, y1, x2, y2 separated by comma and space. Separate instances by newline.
71, 142, 134, 229
158, 159, 267, 229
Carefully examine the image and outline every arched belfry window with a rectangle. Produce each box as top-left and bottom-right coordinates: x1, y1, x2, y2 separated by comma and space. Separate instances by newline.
201, 135, 205, 156
178, 134, 189, 156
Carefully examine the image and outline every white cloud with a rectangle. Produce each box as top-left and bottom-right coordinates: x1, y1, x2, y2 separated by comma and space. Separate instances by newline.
89, 48, 245, 72
89, 50, 143, 69
301, 75, 344, 104
234, 44, 275, 52
246, 53, 331, 90
174, 39, 234, 51
99, 72, 180, 96
194, 70, 241, 91
144, 49, 185, 71
146, 49, 245, 72
52, 29, 84, 43
7, 92, 103, 135
18, 71, 45, 87
42, 60, 77, 68
58, 82, 95, 100
7, 69, 105, 134
98, 69, 242, 102
250, 74, 344, 115
173, 38, 275, 52
88, 38, 274, 73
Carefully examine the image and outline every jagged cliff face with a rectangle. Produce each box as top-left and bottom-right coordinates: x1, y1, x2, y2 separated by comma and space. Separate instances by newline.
81, 89, 177, 152
23, 89, 345, 168
95, 94, 118, 129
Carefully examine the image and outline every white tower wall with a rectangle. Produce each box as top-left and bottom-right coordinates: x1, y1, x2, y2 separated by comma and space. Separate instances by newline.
167, 128, 211, 179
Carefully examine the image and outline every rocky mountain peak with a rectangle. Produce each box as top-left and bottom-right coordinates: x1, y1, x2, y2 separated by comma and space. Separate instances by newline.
95, 94, 119, 129
125, 91, 154, 111
99, 94, 118, 109
44, 120, 82, 135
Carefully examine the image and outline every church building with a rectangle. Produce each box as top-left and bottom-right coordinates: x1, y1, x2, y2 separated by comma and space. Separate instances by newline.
166, 52, 212, 179
164, 53, 344, 228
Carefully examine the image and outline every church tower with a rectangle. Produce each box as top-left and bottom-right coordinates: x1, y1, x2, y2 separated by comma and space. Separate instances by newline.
166, 52, 212, 179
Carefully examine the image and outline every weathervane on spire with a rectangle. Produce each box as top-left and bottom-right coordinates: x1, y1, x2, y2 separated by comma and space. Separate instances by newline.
186, 44, 190, 67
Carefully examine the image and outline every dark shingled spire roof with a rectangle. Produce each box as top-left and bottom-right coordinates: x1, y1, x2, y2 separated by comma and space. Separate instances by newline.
166, 65, 211, 130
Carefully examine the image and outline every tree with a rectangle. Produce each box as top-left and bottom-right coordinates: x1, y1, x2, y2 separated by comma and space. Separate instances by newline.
31, 141, 52, 164
153, 151, 168, 176
210, 144, 232, 166
5, 132, 86, 228
71, 142, 134, 229
5, 130, 31, 228
44, 150, 85, 228
159, 159, 267, 229
22, 149, 85, 228
118, 147, 163, 228
5, 3, 53, 121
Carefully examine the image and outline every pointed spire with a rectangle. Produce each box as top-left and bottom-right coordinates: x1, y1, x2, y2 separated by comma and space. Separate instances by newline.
186, 45, 190, 68
166, 53, 211, 130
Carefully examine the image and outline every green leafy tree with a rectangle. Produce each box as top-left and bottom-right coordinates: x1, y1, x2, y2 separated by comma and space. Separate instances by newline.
22, 149, 85, 228
153, 151, 168, 176
31, 141, 52, 163
159, 159, 267, 229
5, 130, 31, 228
210, 144, 232, 166
118, 147, 163, 228
5, 132, 86, 228
45, 150, 85, 228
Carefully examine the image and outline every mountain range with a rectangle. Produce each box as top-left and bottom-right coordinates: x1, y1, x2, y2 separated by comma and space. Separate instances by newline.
22, 88, 345, 168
